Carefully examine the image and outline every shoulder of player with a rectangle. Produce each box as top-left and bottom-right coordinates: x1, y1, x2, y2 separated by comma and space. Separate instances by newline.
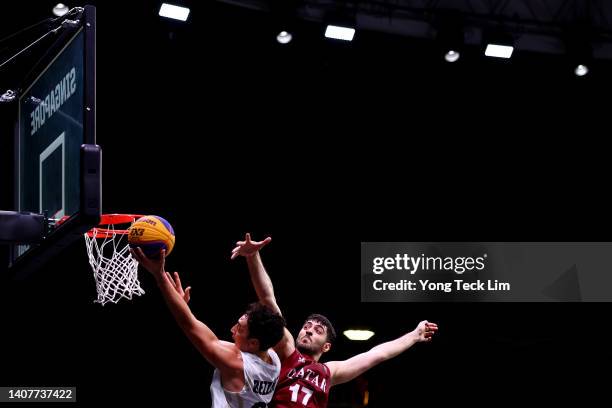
218, 340, 244, 358
321, 361, 335, 376
304, 355, 332, 376
214, 341, 244, 369
218, 340, 236, 349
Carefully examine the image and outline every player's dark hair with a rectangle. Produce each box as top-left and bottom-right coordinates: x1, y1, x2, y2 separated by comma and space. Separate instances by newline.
246, 303, 287, 351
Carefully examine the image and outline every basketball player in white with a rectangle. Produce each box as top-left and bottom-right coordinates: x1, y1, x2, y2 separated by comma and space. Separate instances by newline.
131, 247, 285, 408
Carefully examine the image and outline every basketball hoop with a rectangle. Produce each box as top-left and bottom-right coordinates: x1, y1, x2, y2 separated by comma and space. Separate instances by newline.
84, 214, 144, 305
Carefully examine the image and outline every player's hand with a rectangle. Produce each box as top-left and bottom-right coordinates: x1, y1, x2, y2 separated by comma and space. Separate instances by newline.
130, 247, 166, 281
231, 233, 271, 259
414, 320, 438, 342
166, 271, 191, 303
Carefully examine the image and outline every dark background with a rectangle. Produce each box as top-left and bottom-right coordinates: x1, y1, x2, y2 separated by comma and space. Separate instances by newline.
1, 1, 611, 406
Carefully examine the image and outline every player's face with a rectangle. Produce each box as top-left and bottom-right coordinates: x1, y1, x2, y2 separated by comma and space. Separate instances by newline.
296, 320, 330, 354
231, 314, 250, 350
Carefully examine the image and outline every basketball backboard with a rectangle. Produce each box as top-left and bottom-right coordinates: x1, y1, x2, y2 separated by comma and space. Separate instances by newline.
6, 6, 100, 277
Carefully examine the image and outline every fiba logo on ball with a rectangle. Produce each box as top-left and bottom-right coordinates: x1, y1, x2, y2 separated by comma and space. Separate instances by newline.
128, 215, 175, 258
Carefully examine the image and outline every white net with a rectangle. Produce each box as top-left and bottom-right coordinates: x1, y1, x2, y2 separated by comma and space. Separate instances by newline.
84, 222, 144, 305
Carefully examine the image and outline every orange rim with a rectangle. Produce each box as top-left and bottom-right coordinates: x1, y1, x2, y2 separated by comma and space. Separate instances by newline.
86, 214, 144, 238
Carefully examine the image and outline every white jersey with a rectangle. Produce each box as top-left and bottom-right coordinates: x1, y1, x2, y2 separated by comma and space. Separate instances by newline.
210, 349, 280, 408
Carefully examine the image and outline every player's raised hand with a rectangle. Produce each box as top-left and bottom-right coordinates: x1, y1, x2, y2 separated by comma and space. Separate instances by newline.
166, 271, 192, 303
231, 233, 271, 259
131, 247, 166, 280
414, 320, 439, 342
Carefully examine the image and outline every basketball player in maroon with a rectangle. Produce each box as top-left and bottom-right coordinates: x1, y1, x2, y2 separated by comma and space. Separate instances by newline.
231, 234, 438, 408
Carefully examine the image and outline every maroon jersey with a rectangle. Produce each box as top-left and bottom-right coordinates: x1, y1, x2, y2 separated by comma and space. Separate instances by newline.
271, 349, 331, 408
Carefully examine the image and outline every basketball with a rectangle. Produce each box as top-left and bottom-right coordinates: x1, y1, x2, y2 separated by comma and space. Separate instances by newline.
128, 215, 175, 258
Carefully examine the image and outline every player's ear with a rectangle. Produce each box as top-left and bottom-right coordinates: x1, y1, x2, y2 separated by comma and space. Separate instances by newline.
322, 342, 331, 353
248, 337, 261, 351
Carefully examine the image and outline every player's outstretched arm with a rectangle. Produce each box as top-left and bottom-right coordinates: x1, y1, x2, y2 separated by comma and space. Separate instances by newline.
327, 321, 438, 386
132, 248, 242, 373
231, 233, 295, 359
